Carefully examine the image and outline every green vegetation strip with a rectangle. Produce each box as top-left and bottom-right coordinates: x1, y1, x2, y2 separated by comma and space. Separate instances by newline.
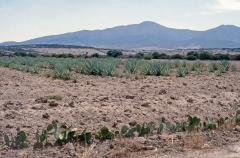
0, 56, 237, 80
2, 111, 240, 150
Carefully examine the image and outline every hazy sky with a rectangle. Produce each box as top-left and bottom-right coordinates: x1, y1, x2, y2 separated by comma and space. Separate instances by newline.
1, 0, 240, 42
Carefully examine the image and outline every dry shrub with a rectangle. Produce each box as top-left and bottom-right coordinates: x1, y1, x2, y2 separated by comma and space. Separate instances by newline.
81, 144, 97, 158
107, 139, 154, 158
183, 133, 204, 149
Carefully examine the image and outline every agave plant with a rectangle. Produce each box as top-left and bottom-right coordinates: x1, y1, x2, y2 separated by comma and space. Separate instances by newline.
125, 59, 138, 74
52, 63, 74, 80
176, 67, 188, 77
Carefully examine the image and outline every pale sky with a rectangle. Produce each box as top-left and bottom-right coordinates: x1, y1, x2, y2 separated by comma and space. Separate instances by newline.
0, 0, 240, 42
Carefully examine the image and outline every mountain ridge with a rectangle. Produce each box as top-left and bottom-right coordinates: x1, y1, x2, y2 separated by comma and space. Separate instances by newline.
1, 21, 240, 48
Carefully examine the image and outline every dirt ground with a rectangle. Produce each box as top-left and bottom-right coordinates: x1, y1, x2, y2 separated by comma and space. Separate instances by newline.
0, 62, 240, 158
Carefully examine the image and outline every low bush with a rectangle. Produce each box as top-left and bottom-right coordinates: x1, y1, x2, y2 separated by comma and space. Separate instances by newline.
107, 50, 123, 58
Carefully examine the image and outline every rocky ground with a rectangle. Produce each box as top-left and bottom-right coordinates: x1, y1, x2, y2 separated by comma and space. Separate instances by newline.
0, 64, 240, 158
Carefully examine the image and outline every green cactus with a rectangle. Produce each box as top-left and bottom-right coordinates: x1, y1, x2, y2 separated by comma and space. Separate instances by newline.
235, 110, 240, 125
4, 128, 28, 149
187, 115, 201, 132
95, 127, 114, 141
78, 130, 92, 144
203, 117, 217, 130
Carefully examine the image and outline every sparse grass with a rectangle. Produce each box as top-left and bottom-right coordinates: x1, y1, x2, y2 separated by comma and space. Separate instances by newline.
47, 95, 63, 101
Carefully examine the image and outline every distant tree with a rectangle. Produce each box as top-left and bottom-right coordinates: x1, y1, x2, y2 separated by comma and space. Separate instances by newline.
14, 52, 27, 57
107, 50, 123, 58
144, 54, 152, 60
135, 52, 144, 59
215, 54, 230, 60
186, 55, 197, 60
232, 54, 240, 60
91, 53, 100, 58
152, 52, 161, 59
187, 51, 199, 58
171, 54, 183, 59
52, 53, 75, 58
158, 53, 170, 59
199, 51, 214, 60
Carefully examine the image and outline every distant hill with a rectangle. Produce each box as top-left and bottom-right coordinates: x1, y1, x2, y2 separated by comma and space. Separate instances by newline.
1, 21, 240, 49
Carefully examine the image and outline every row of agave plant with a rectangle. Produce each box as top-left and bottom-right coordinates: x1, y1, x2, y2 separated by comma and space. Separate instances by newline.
0, 56, 237, 80
2, 111, 240, 150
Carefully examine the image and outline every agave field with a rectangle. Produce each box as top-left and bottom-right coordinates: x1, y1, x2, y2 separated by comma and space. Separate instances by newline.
0, 56, 237, 80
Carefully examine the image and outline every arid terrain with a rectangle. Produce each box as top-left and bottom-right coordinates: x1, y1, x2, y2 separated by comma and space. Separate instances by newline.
0, 60, 240, 158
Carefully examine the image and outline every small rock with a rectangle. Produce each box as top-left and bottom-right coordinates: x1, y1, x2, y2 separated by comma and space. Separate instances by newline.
5, 113, 15, 119
183, 82, 187, 86
129, 121, 137, 126
112, 122, 118, 128
117, 119, 122, 123
141, 102, 150, 107
167, 101, 172, 104
124, 109, 132, 113
152, 108, 157, 112
35, 97, 48, 103
42, 113, 50, 119
49, 101, 58, 107
159, 89, 167, 95
234, 126, 240, 132
170, 95, 177, 100
32, 104, 45, 110
6, 124, 13, 128
99, 96, 108, 101
101, 103, 108, 107
133, 137, 146, 144
69, 101, 74, 107
187, 98, 194, 103
125, 95, 135, 99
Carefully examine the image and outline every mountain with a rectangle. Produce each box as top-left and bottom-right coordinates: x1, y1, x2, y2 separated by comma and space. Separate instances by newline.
1, 21, 240, 49
0, 41, 19, 46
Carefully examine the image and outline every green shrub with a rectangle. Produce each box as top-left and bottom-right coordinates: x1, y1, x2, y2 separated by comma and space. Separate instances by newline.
186, 55, 197, 60
199, 51, 214, 60
47, 95, 63, 101
107, 50, 123, 58
152, 52, 160, 59
171, 54, 183, 59
187, 51, 199, 58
